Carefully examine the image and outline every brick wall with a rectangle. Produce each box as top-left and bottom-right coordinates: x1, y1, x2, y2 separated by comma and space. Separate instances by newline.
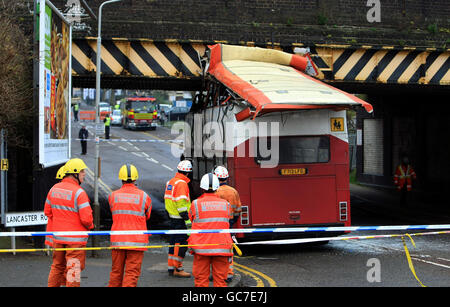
51, 0, 449, 47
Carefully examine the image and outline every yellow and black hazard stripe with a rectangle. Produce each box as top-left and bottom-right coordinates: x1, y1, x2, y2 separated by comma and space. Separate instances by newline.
307, 45, 450, 85
72, 39, 207, 78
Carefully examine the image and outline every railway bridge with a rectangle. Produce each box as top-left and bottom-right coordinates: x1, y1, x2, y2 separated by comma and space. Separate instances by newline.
52, 0, 449, 203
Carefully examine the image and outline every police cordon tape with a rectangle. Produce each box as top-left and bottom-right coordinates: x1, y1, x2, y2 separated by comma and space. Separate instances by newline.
1, 223, 450, 237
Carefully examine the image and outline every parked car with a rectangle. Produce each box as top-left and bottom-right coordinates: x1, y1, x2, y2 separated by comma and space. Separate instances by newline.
166, 106, 190, 121
111, 109, 122, 125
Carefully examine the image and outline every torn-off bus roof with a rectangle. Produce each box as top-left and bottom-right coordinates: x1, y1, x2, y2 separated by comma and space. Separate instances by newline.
207, 44, 373, 119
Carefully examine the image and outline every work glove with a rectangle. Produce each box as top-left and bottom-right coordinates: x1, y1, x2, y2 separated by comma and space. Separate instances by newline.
184, 219, 192, 236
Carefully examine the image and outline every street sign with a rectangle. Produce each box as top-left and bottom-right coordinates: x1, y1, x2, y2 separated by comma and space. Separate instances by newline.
95, 123, 104, 135
5, 211, 48, 227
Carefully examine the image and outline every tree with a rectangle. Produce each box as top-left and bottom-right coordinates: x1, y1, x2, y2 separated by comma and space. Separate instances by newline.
0, 1, 34, 150
0, 1, 34, 213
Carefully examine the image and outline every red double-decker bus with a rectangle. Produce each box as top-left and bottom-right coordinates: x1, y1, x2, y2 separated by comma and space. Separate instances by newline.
183, 44, 373, 240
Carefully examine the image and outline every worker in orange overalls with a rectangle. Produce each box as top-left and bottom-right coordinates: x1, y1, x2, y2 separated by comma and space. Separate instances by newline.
164, 160, 193, 277
394, 155, 417, 206
189, 173, 233, 287
108, 164, 152, 287
43, 165, 67, 286
213, 166, 241, 283
45, 165, 67, 249
45, 158, 94, 287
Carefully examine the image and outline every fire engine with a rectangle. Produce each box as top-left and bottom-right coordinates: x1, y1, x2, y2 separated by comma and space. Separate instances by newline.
183, 44, 373, 240
121, 97, 158, 130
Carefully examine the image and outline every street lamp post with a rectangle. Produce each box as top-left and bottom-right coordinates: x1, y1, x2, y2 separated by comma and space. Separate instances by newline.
93, 0, 121, 254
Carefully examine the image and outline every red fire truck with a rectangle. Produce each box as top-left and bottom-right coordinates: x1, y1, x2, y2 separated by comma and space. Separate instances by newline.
121, 97, 158, 130
183, 44, 373, 240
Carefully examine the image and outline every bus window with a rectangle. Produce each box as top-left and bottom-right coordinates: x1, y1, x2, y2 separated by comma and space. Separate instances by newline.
257, 136, 330, 164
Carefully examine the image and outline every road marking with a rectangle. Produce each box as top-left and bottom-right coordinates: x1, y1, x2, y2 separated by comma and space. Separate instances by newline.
84, 167, 112, 195
411, 257, 450, 269
132, 152, 143, 158
146, 157, 159, 164
234, 262, 277, 287
438, 257, 450, 263
161, 164, 174, 171
234, 266, 264, 287
134, 146, 140, 151
107, 141, 115, 146
118, 146, 127, 151
141, 152, 149, 158
348, 238, 450, 271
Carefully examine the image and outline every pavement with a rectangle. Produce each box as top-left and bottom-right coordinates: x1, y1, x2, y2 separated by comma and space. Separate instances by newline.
350, 183, 450, 225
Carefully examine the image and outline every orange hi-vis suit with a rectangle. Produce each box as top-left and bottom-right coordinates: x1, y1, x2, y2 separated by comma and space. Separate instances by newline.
188, 193, 233, 287
215, 183, 242, 280
44, 176, 94, 287
164, 172, 191, 274
394, 164, 416, 191
108, 183, 152, 287
44, 218, 53, 247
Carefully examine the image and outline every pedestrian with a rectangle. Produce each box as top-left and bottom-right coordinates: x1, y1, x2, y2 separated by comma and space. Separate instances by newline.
78, 124, 88, 155
214, 166, 242, 282
394, 154, 417, 206
73, 103, 79, 122
44, 158, 94, 287
108, 164, 152, 287
189, 173, 233, 287
164, 160, 193, 278
104, 113, 111, 139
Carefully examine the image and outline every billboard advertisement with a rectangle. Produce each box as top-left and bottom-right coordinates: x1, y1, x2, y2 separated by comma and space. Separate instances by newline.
38, 0, 72, 167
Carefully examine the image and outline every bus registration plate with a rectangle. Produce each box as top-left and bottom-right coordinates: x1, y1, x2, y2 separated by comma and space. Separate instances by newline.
279, 168, 307, 176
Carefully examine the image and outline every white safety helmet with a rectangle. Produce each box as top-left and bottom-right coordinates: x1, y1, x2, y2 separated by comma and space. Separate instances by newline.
177, 160, 193, 172
214, 166, 229, 179
200, 173, 220, 191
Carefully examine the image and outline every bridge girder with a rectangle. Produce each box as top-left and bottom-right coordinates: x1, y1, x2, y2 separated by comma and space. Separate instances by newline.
71, 38, 450, 91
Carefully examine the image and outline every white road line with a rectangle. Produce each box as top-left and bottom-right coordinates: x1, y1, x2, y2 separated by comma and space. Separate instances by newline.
161, 164, 174, 171
141, 152, 149, 157
84, 167, 112, 194
438, 257, 450, 263
134, 146, 140, 151
118, 146, 127, 151
127, 142, 133, 146
411, 257, 450, 269
132, 152, 143, 157
107, 141, 115, 145
349, 239, 450, 270
146, 157, 158, 164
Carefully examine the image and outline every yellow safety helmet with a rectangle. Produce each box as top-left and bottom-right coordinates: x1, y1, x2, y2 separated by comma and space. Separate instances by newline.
64, 158, 87, 174
56, 165, 66, 180
118, 164, 139, 181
